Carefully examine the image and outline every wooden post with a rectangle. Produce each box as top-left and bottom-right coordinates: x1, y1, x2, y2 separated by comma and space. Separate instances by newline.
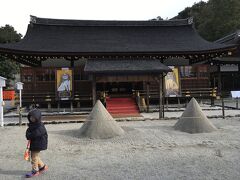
217, 65, 222, 96
210, 88, 214, 106
19, 88, 22, 126
177, 97, 180, 109
159, 74, 163, 119
77, 101, 80, 108
222, 97, 225, 119
162, 75, 165, 118
47, 102, 51, 112
166, 97, 168, 110
71, 60, 74, 68
146, 82, 150, 113
103, 91, 106, 107
0, 86, 4, 127
236, 97, 239, 109
57, 101, 60, 113
92, 75, 96, 106
136, 91, 140, 109
70, 101, 73, 113
213, 76, 216, 88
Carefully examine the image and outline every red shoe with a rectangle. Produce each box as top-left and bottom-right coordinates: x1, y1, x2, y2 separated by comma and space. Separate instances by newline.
25, 170, 40, 178
39, 165, 48, 173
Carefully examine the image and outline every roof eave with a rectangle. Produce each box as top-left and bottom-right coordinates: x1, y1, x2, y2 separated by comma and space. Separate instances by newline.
0, 46, 236, 56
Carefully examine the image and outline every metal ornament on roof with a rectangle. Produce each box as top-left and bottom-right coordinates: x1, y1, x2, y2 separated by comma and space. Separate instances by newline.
30, 15, 37, 23
188, 17, 194, 25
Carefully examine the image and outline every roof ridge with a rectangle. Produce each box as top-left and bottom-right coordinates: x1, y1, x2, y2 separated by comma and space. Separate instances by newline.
29, 15, 192, 27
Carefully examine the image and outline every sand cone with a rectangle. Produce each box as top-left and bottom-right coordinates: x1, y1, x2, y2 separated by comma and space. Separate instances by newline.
174, 97, 217, 133
79, 100, 124, 139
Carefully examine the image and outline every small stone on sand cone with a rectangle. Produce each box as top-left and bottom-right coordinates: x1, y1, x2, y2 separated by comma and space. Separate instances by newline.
79, 100, 125, 139
174, 97, 217, 133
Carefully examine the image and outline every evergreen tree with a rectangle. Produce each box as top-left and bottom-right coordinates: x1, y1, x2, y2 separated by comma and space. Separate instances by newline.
172, 0, 240, 41
198, 0, 240, 41
0, 25, 22, 85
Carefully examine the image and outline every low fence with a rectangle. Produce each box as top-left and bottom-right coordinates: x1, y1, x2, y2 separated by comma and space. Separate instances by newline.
133, 87, 217, 112
214, 98, 239, 119
132, 88, 239, 119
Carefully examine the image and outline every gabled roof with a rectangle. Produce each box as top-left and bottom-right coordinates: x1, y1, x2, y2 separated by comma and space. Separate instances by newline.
0, 16, 235, 55
214, 30, 240, 62
211, 57, 240, 65
84, 59, 172, 74
215, 30, 240, 45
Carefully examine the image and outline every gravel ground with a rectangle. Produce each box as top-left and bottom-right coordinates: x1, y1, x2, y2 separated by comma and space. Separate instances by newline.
0, 118, 240, 180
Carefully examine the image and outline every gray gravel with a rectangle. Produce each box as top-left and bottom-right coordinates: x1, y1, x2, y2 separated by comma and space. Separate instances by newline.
0, 118, 240, 180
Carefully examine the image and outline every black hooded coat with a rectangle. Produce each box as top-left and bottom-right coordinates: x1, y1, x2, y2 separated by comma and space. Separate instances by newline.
26, 109, 48, 151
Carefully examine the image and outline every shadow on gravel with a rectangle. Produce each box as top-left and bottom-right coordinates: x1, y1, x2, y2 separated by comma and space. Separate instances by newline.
50, 126, 136, 139
50, 129, 80, 138
0, 169, 26, 177
139, 125, 175, 131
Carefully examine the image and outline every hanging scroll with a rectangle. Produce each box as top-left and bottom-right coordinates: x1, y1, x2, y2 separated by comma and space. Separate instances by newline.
165, 67, 181, 97
56, 68, 72, 100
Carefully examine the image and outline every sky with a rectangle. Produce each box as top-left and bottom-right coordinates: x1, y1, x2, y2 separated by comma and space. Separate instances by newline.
0, 0, 206, 36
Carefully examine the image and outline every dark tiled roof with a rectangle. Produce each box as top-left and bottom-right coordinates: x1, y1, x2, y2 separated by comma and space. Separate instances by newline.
211, 57, 240, 64
215, 30, 240, 57
0, 16, 235, 55
215, 30, 240, 44
84, 59, 172, 74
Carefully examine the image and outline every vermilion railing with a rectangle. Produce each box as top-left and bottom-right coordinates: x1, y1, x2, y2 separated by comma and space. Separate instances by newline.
3, 90, 15, 100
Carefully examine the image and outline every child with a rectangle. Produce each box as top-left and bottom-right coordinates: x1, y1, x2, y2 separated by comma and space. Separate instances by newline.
25, 108, 48, 178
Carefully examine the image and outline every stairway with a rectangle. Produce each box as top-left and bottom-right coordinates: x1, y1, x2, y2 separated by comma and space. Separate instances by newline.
106, 97, 141, 118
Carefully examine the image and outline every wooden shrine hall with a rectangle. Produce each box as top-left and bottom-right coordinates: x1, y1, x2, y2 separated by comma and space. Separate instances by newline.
0, 16, 237, 117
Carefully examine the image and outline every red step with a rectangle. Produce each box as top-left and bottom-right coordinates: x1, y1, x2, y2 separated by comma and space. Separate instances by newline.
106, 97, 141, 117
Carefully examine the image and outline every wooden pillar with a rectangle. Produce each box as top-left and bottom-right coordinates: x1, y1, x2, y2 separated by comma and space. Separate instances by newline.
146, 82, 150, 113
70, 101, 73, 113
71, 60, 74, 68
77, 101, 80, 108
177, 97, 180, 109
57, 101, 60, 112
213, 76, 216, 88
159, 74, 163, 119
222, 97, 225, 119
47, 102, 51, 112
162, 74, 165, 118
92, 75, 96, 106
217, 65, 222, 96
166, 97, 168, 110
70, 60, 74, 111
